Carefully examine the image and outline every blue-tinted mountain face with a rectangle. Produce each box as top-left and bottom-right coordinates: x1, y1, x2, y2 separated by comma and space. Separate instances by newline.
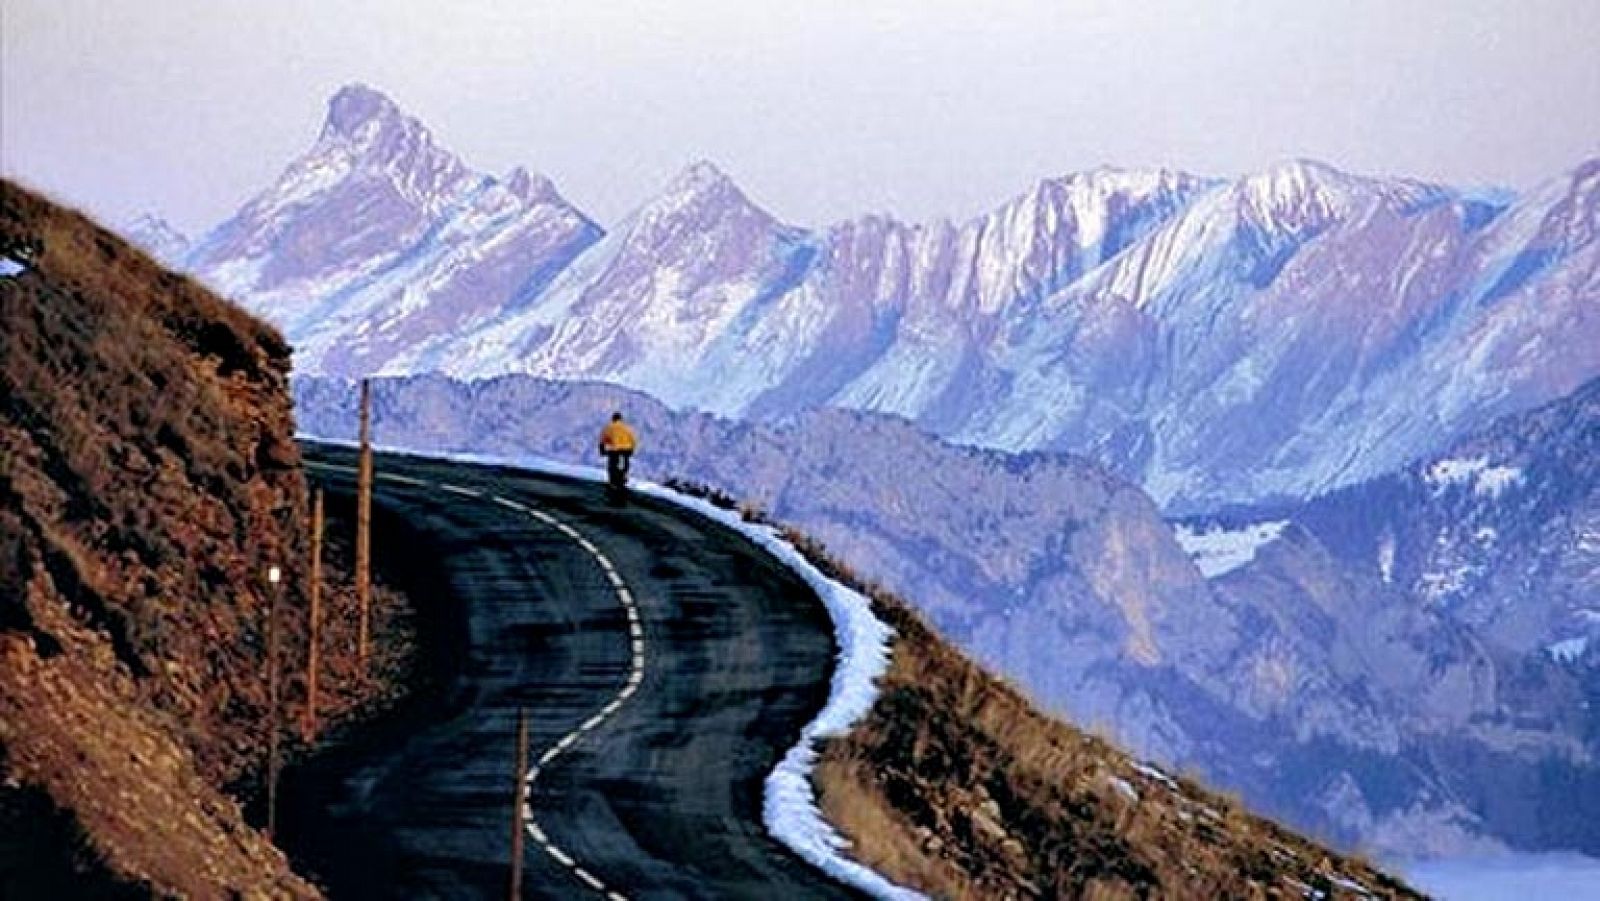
1189, 378, 1600, 855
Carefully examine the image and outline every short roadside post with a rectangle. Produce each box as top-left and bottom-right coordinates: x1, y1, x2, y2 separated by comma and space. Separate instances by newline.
509, 707, 529, 899
265, 564, 283, 841
356, 378, 373, 669
303, 489, 324, 743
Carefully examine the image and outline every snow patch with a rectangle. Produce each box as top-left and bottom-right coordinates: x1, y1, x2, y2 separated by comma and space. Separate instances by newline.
1108, 776, 1140, 803
315, 439, 925, 900
1418, 563, 1477, 605
1132, 761, 1180, 791
1547, 637, 1589, 664
1327, 873, 1376, 898
1425, 456, 1523, 499
0, 258, 26, 278
1173, 520, 1290, 578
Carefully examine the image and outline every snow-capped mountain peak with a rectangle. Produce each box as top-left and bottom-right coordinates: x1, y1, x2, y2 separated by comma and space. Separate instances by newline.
1235, 158, 1366, 232
639, 160, 765, 222
321, 82, 404, 141
1059, 165, 1210, 200
304, 84, 470, 212
505, 165, 560, 206
186, 85, 602, 377
1533, 156, 1600, 250
676, 158, 734, 191
616, 159, 795, 256
123, 213, 191, 265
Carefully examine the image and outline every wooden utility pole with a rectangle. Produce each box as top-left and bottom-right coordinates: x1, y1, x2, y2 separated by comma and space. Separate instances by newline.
302, 489, 324, 743
265, 566, 283, 841
508, 708, 529, 900
356, 378, 373, 667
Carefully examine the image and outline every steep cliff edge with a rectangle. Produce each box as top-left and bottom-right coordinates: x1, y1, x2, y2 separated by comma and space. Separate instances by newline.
1, 180, 346, 896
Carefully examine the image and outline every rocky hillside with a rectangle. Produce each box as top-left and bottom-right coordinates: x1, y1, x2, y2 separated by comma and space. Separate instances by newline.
0, 181, 403, 896
148, 85, 1599, 510
292, 372, 1591, 859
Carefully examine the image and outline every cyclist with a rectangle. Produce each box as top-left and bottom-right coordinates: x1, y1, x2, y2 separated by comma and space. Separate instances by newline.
598, 411, 638, 495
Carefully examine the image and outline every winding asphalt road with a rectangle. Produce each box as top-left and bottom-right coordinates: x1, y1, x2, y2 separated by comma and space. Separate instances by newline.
282, 444, 859, 900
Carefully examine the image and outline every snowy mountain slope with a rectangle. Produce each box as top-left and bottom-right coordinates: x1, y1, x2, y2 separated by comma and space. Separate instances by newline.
965, 159, 1599, 509
1275, 376, 1600, 666
423, 160, 823, 411
420, 163, 1210, 419
175, 86, 1598, 511
185, 84, 601, 376
1182, 376, 1600, 855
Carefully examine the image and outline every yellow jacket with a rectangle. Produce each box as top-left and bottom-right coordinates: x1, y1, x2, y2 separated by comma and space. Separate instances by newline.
599, 420, 637, 453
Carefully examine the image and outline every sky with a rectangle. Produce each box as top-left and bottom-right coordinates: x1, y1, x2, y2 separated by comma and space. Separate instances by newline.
3, 0, 1597, 235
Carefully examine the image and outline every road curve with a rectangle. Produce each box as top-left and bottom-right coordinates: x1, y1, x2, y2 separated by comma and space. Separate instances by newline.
282, 444, 860, 900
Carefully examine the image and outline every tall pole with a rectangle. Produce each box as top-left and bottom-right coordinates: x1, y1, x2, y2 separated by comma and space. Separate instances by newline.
509, 707, 529, 900
356, 378, 373, 669
303, 489, 324, 743
265, 565, 282, 841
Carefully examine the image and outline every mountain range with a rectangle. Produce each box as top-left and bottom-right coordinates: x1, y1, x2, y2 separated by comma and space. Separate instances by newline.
135, 84, 1600, 512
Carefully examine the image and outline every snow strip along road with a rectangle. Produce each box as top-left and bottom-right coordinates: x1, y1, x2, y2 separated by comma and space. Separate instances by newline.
284, 444, 862, 899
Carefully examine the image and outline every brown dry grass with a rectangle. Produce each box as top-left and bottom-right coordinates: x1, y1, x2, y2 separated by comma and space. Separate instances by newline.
665, 478, 1422, 900
0, 180, 416, 897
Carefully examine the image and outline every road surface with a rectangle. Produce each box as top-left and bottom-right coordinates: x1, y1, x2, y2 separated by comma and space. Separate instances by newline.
282, 444, 859, 900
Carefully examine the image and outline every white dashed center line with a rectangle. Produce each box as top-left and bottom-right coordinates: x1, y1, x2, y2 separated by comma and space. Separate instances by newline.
306, 459, 643, 899
498, 490, 646, 900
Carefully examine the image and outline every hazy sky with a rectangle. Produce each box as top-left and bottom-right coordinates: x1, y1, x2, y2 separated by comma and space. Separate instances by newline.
4, 0, 1597, 234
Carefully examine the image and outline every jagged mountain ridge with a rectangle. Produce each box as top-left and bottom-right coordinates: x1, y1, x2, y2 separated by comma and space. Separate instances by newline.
183, 84, 602, 379
168, 86, 1599, 511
